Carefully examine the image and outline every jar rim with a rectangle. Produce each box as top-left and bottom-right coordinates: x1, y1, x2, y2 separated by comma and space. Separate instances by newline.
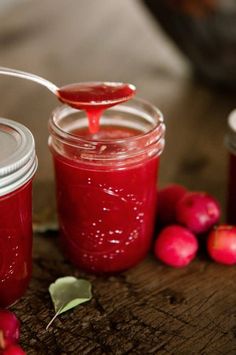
0, 118, 37, 197
49, 97, 164, 145
228, 109, 236, 132
48, 97, 165, 165
226, 109, 236, 153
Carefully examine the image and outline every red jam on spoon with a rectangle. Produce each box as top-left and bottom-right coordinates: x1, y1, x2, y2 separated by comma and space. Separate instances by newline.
57, 82, 136, 134
0, 68, 135, 134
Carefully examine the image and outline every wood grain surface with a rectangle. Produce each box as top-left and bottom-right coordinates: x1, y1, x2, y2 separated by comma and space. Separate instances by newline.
13, 233, 236, 354
1, 0, 236, 354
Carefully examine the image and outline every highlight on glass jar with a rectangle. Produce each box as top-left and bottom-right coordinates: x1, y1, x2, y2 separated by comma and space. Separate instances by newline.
0, 118, 37, 307
48, 98, 165, 273
225, 109, 236, 224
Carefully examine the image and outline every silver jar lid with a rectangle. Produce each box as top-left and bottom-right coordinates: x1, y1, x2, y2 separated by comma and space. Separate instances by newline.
0, 117, 37, 196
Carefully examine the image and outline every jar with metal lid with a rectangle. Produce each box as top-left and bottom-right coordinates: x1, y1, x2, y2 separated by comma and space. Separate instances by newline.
225, 110, 236, 224
0, 118, 37, 307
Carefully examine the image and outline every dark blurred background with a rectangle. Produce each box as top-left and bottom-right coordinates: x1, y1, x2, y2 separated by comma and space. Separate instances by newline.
0, 0, 235, 225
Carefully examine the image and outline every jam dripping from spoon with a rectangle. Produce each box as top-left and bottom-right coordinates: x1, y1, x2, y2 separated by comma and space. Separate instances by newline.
57, 82, 136, 133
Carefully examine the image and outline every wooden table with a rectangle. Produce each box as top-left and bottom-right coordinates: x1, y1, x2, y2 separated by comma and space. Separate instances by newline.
1, 1, 236, 353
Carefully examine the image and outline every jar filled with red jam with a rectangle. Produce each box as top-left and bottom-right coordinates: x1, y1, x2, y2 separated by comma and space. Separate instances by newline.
49, 99, 165, 273
226, 109, 236, 224
0, 118, 37, 307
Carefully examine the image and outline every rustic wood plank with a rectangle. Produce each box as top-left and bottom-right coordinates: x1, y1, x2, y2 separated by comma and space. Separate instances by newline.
12, 233, 236, 354
1, 0, 236, 354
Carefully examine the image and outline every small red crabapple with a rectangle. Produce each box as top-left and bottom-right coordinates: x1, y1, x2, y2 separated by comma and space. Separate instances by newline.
207, 225, 236, 265
154, 225, 198, 267
176, 192, 220, 234
0, 310, 20, 350
2, 344, 26, 355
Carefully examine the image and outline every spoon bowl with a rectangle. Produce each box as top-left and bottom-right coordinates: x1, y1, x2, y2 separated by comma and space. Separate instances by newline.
57, 81, 136, 110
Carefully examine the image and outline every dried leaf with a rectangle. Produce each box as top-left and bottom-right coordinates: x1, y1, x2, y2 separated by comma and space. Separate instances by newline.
46, 276, 92, 329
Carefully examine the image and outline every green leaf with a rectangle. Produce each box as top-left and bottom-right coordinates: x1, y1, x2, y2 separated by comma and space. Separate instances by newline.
46, 276, 92, 330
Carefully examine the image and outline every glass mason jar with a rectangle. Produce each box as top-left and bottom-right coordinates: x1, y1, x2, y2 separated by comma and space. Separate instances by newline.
0, 118, 37, 307
225, 109, 236, 224
49, 99, 165, 273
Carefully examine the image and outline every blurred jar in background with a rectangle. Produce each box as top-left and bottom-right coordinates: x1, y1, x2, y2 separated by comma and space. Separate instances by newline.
225, 110, 236, 225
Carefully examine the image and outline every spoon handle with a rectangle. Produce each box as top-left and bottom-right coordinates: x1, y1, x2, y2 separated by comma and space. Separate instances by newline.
0, 66, 58, 94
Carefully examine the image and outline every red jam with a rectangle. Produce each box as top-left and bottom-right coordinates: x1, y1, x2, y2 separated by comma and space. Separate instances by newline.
52, 127, 159, 273
0, 181, 33, 307
49, 99, 165, 273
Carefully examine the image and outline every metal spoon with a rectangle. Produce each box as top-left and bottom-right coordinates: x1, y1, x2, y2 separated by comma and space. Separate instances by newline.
0, 67, 136, 109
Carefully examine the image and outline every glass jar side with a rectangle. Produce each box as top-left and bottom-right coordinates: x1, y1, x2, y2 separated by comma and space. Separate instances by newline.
0, 180, 33, 307
48, 99, 165, 273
